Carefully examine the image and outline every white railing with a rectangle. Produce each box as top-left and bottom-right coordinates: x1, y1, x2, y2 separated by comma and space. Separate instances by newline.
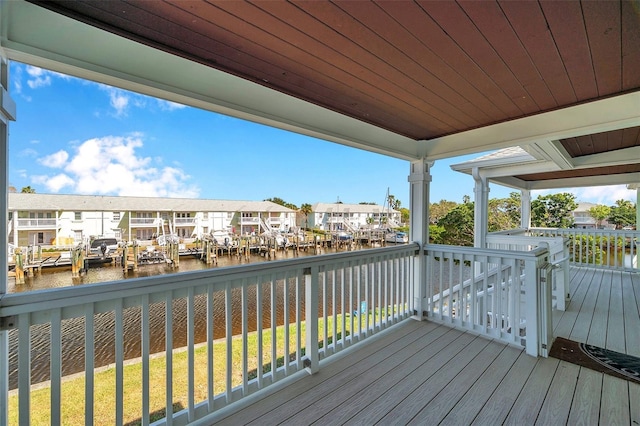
240, 217, 260, 225
130, 218, 157, 226
0, 244, 417, 425
16, 218, 56, 228
174, 218, 196, 225
424, 244, 552, 357
529, 227, 640, 271
487, 232, 570, 311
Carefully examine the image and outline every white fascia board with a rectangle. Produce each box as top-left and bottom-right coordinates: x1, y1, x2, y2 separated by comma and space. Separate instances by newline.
571, 146, 640, 168
527, 172, 640, 190
1, 1, 418, 160
421, 91, 640, 160
450, 152, 536, 172
528, 140, 574, 169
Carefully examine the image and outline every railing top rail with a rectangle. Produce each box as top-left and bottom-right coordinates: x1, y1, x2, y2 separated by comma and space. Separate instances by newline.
488, 228, 528, 236
529, 227, 640, 236
0, 243, 420, 316
424, 243, 549, 260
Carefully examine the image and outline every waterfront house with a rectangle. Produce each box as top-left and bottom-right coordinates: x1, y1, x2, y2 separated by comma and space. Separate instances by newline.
7, 193, 296, 247
309, 202, 402, 232
1, 1, 639, 425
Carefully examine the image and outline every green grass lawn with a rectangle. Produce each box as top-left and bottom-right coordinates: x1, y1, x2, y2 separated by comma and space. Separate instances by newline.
7, 310, 394, 425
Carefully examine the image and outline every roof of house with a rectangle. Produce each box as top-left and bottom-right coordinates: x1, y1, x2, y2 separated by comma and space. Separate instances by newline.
311, 202, 398, 214
8, 193, 294, 213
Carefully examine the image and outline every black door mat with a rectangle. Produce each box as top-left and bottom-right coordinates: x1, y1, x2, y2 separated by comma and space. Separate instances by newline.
549, 337, 640, 383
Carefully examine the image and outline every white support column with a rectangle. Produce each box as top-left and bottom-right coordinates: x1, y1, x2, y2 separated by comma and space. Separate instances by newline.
408, 159, 432, 319
636, 187, 640, 231
521, 189, 532, 230
0, 51, 17, 426
472, 168, 489, 248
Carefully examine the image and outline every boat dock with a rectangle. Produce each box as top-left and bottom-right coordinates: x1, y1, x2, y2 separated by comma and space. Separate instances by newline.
8, 230, 403, 283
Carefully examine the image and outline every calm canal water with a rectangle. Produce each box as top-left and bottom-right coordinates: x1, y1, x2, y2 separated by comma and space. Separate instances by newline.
7, 248, 369, 389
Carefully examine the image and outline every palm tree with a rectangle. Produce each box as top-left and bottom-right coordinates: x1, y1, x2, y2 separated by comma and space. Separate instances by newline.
300, 203, 312, 230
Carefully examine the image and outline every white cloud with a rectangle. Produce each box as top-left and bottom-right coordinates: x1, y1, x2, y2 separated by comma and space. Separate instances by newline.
32, 173, 75, 192
35, 135, 200, 197
157, 99, 186, 111
18, 148, 38, 158
102, 86, 130, 117
38, 150, 69, 168
26, 66, 52, 89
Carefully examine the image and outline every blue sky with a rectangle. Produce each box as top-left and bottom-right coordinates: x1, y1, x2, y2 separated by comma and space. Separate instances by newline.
8, 62, 636, 209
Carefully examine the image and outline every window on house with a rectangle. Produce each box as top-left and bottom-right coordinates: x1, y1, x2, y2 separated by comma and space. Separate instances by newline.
74, 212, 82, 220
113, 212, 120, 221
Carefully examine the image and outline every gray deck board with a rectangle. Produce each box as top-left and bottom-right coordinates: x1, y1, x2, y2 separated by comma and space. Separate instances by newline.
607, 271, 626, 353
214, 268, 639, 426
623, 272, 640, 357
600, 375, 630, 425
588, 269, 611, 348
567, 368, 602, 425
534, 361, 579, 425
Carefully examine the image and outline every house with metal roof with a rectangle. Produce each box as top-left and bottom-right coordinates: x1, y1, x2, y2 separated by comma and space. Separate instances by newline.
8, 193, 296, 246
309, 202, 402, 232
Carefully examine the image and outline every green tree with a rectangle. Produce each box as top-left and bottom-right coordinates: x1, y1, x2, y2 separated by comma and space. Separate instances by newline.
399, 207, 410, 224
608, 199, 636, 229
429, 200, 457, 224
435, 200, 474, 246
531, 193, 577, 228
264, 197, 297, 210
20, 186, 36, 193
587, 204, 611, 229
299, 203, 312, 229
488, 193, 521, 231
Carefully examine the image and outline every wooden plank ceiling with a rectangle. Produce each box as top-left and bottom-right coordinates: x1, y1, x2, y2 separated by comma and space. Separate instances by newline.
26, 0, 640, 183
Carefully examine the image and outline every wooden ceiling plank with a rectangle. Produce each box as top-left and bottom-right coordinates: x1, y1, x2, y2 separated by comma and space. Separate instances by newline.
193, 0, 450, 138
621, 126, 640, 149
383, 1, 524, 119
459, 0, 556, 112
606, 129, 624, 152
375, 1, 506, 121
499, 0, 577, 106
417, 0, 536, 117
621, 0, 640, 90
95, 1, 432, 137
333, 1, 494, 126
42, 0, 438, 139
539, 0, 598, 102
582, 0, 622, 96
281, 0, 478, 131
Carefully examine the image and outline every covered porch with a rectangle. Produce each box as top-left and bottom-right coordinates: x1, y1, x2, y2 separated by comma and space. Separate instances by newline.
216, 267, 640, 425
1, 1, 640, 425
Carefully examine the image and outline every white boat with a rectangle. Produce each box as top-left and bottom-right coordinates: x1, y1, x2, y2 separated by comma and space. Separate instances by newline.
210, 230, 236, 247
385, 231, 408, 244
156, 234, 179, 246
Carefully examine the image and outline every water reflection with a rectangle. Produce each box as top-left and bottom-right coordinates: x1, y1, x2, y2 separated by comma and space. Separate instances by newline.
8, 249, 385, 389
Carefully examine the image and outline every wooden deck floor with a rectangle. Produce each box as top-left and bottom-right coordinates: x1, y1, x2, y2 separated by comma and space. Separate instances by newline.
213, 268, 640, 426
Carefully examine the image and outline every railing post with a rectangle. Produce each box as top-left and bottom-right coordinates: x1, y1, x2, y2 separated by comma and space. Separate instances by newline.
304, 267, 319, 374
524, 254, 553, 357
523, 258, 539, 357
408, 159, 431, 319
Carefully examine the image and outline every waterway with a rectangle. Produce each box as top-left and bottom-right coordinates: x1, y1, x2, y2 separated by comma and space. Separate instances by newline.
6, 248, 377, 389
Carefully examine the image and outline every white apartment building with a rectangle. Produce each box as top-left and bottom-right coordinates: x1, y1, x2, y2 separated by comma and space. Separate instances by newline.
8, 193, 296, 247
309, 202, 403, 232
